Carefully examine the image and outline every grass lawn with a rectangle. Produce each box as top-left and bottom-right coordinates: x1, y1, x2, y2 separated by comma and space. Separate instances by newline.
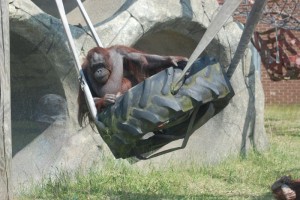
18, 105, 300, 200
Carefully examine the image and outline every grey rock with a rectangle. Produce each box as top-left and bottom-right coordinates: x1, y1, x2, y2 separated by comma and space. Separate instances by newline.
9, 0, 268, 190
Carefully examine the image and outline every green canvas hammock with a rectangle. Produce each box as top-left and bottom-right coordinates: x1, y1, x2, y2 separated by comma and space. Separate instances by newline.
55, 0, 266, 159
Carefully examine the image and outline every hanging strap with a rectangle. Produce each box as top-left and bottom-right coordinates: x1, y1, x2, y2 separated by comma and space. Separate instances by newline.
76, 0, 103, 47
226, 0, 268, 79
55, 0, 106, 130
55, 0, 82, 74
171, 0, 242, 94
136, 103, 203, 160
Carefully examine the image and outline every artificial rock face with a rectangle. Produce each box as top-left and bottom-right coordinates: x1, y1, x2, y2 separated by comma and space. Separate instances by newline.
9, 0, 268, 189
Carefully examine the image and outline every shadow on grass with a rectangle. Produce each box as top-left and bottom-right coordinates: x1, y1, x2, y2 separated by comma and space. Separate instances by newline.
272, 132, 300, 137
102, 190, 273, 200
252, 192, 274, 200
273, 167, 300, 176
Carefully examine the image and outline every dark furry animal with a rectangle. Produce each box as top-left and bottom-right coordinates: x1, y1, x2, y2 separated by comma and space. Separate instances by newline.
78, 45, 187, 126
271, 176, 300, 200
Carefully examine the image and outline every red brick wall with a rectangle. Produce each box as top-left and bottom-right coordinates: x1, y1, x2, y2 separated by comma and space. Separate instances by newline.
217, 0, 300, 104
261, 67, 300, 104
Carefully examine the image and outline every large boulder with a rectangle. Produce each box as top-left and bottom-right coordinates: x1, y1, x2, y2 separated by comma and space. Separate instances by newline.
9, 0, 268, 189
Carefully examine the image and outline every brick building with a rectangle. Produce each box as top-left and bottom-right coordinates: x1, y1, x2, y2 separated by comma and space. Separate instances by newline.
217, 0, 300, 104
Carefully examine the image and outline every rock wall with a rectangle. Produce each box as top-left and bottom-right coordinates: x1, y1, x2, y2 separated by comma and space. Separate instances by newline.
9, 0, 268, 190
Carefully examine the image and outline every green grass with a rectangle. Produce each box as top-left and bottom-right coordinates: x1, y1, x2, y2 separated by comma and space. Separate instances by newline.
17, 105, 300, 200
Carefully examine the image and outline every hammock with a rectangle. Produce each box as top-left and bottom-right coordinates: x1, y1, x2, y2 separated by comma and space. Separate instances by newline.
54, 0, 265, 159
